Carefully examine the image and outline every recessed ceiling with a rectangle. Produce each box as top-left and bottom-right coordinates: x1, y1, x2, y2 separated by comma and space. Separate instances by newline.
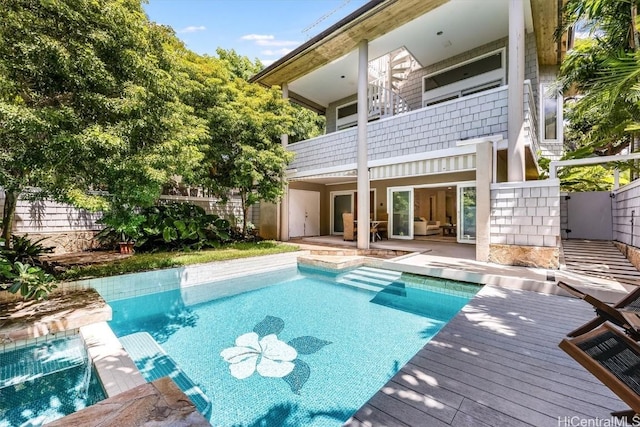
289, 0, 530, 108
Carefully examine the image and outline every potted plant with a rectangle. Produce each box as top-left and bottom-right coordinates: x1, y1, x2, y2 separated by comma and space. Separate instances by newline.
98, 208, 144, 254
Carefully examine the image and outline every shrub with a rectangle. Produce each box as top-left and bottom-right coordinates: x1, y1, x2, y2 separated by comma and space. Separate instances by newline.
98, 202, 235, 252
0, 236, 57, 300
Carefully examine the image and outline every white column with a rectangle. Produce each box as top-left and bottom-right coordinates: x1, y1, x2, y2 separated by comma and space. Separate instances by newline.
476, 142, 493, 262
507, 0, 525, 182
279, 82, 289, 241
356, 40, 370, 249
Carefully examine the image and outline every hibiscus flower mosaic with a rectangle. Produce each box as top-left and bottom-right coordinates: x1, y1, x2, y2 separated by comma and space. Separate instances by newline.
220, 315, 331, 393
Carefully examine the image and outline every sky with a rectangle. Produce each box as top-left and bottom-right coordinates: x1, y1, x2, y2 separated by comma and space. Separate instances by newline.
144, 0, 369, 65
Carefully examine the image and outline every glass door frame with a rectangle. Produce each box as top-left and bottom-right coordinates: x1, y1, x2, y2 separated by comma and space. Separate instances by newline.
387, 186, 414, 240
329, 189, 377, 235
457, 181, 477, 244
329, 190, 354, 236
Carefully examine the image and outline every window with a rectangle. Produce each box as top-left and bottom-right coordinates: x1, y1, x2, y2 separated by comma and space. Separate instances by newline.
422, 49, 505, 107
540, 83, 563, 142
336, 101, 357, 130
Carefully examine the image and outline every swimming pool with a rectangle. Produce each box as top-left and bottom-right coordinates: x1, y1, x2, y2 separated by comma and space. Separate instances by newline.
108, 265, 478, 426
0, 336, 105, 426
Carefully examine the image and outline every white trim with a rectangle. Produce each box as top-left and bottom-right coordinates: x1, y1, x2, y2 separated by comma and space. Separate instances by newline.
289, 144, 478, 180
539, 83, 563, 145
336, 100, 358, 131
456, 135, 503, 147
367, 144, 476, 168
490, 179, 560, 190
615, 176, 640, 194
549, 153, 640, 179
329, 190, 355, 235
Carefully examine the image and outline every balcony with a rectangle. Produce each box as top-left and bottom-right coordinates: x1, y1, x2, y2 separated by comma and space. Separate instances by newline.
289, 86, 510, 174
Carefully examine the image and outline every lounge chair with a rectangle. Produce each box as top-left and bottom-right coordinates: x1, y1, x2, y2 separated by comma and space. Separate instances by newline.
559, 323, 640, 419
557, 281, 640, 341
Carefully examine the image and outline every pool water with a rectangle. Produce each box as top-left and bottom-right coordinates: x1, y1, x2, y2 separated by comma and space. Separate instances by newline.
0, 336, 105, 427
108, 266, 478, 427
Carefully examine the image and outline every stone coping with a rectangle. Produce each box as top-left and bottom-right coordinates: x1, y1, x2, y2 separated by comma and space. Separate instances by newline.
45, 377, 211, 426
0, 289, 111, 347
80, 322, 146, 398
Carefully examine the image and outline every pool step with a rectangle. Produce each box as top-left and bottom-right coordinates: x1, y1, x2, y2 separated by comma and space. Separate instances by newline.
0, 336, 86, 390
119, 332, 212, 419
337, 267, 403, 292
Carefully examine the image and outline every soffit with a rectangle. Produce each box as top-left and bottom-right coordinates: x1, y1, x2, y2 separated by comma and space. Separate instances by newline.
253, 0, 450, 89
531, 0, 567, 65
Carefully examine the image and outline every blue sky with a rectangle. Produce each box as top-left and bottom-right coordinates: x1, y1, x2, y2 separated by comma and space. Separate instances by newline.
144, 0, 369, 65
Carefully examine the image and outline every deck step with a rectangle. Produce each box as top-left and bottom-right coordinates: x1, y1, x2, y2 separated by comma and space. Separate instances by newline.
0, 336, 86, 390
119, 332, 212, 418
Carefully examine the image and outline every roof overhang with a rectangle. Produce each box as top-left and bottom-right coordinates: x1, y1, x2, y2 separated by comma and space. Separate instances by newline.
252, 0, 566, 111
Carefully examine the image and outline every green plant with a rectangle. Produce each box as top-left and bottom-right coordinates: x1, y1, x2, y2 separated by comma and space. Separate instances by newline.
135, 202, 232, 252
3, 261, 57, 300
97, 208, 146, 247
2, 234, 54, 266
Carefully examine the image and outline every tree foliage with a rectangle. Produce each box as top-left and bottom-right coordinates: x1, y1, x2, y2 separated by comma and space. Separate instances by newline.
555, 0, 640, 188
0, 0, 207, 244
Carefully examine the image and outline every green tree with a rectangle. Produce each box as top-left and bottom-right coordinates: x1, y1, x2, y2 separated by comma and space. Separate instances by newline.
556, 0, 640, 185
200, 78, 294, 235
0, 0, 206, 245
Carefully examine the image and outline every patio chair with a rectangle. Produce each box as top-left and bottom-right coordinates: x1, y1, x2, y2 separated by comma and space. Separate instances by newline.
559, 323, 640, 420
343, 212, 356, 241
557, 281, 640, 341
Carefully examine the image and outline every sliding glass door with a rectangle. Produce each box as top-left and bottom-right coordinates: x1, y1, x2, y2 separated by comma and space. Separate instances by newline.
389, 187, 413, 239
457, 184, 476, 243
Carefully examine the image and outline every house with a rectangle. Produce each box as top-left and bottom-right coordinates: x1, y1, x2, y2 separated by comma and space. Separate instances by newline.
251, 0, 570, 268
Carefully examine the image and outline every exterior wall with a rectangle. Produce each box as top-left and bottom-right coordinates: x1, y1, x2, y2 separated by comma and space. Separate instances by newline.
0, 190, 252, 253
488, 179, 561, 268
0, 191, 102, 234
290, 86, 508, 173
490, 180, 561, 247
612, 180, 640, 246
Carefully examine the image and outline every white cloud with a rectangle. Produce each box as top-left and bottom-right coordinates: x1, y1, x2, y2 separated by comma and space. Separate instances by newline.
260, 59, 276, 66
178, 25, 206, 34
261, 48, 293, 56
241, 34, 275, 41
241, 34, 299, 47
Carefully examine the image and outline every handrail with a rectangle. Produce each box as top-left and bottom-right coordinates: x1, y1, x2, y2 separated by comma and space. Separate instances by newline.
368, 83, 409, 118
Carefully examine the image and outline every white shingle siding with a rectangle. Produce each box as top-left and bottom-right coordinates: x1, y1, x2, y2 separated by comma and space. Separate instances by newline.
0, 190, 249, 234
490, 180, 561, 247
612, 180, 640, 245
289, 87, 508, 173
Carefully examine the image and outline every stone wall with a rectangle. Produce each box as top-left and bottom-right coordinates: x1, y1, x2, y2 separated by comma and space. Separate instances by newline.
488, 179, 561, 268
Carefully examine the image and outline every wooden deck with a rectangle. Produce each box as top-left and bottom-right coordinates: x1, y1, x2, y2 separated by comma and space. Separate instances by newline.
562, 239, 640, 286
346, 285, 627, 427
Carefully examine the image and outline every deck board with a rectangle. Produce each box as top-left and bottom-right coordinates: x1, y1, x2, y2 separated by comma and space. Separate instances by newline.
562, 240, 640, 285
345, 285, 628, 427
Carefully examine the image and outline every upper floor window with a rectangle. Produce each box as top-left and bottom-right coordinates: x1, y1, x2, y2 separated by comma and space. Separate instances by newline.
540, 83, 563, 143
336, 101, 358, 130
422, 49, 505, 107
